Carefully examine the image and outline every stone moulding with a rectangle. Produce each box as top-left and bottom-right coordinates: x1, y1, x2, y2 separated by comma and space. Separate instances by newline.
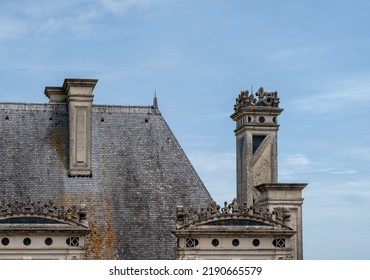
176, 199, 292, 230
0, 196, 88, 228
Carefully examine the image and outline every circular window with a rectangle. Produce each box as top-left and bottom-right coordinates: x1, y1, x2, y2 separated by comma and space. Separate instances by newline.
1, 237, 9, 246
232, 239, 240, 247
273, 117, 277, 124
211, 239, 219, 247
45, 238, 53, 246
252, 239, 260, 247
23, 238, 31, 246
258, 116, 265, 123
247, 116, 252, 123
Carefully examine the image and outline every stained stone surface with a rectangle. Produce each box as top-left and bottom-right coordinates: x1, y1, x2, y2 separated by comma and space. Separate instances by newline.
0, 102, 212, 259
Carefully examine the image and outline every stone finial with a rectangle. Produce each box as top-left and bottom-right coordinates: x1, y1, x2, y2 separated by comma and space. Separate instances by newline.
176, 206, 186, 222
255, 87, 280, 107
249, 201, 261, 216
153, 92, 158, 110
228, 198, 239, 214
188, 207, 196, 222
221, 201, 229, 214
233, 87, 280, 113
234, 90, 256, 111
208, 201, 220, 215
0, 196, 88, 224
78, 204, 87, 218
176, 199, 292, 229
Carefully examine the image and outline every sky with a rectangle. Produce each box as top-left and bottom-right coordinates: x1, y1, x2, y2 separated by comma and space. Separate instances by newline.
1, 0, 370, 260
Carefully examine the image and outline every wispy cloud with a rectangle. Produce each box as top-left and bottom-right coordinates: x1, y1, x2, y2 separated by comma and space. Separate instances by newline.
189, 151, 235, 173
0, 1, 103, 39
279, 153, 310, 181
100, 0, 168, 14
330, 169, 358, 175
285, 153, 310, 167
279, 152, 361, 182
309, 180, 370, 198
350, 147, 370, 161
38, 9, 100, 36
14, 0, 77, 17
290, 75, 370, 114
187, 151, 236, 202
0, 18, 27, 40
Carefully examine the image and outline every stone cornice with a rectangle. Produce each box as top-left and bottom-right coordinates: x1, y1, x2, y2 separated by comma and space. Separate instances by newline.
255, 183, 308, 192
176, 199, 293, 230
62, 78, 98, 93
0, 196, 88, 227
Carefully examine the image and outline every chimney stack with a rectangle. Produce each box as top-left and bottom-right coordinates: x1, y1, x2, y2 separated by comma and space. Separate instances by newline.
63, 78, 98, 177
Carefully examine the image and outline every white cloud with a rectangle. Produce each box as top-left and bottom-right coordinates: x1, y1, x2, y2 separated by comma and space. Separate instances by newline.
38, 9, 99, 36
279, 154, 309, 181
330, 169, 357, 175
290, 75, 370, 114
0, 1, 102, 39
285, 154, 310, 167
280, 153, 359, 179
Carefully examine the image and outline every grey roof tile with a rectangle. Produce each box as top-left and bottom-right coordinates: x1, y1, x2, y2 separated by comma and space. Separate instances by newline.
0, 102, 212, 259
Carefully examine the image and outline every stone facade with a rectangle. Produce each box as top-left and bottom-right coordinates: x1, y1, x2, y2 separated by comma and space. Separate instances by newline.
0, 80, 306, 260
0, 78, 212, 259
0, 196, 89, 260
174, 87, 307, 260
174, 200, 297, 260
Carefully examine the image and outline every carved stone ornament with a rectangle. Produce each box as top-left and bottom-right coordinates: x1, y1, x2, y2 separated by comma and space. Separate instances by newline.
176, 198, 292, 229
234, 87, 280, 112
0, 196, 87, 223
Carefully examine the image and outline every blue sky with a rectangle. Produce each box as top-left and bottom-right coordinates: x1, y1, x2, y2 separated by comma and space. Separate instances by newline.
1, 0, 370, 260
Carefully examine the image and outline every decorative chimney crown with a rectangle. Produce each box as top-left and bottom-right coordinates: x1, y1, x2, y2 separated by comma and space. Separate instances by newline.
234, 87, 280, 112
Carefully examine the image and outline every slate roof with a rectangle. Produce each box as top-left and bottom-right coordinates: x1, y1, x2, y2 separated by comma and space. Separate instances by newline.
0, 102, 213, 259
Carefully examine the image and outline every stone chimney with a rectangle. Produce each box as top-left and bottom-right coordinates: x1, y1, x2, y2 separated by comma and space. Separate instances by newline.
230, 87, 283, 207
45, 78, 98, 177
44, 87, 67, 103
64, 78, 98, 177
